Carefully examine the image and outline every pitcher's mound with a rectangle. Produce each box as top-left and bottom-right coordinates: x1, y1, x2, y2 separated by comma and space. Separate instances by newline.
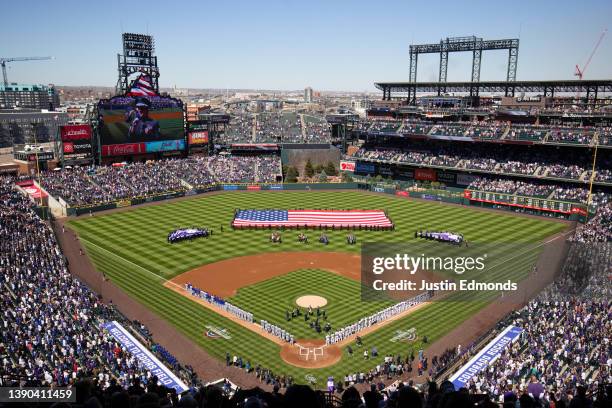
296, 295, 327, 308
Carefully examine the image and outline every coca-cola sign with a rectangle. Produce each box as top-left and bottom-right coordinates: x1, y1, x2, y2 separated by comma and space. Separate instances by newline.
60, 124, 92, 142
102, 143, 146, 156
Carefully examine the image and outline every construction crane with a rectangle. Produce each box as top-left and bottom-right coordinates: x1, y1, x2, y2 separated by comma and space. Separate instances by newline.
574, 29, 607, 80
1, 56, 53, 87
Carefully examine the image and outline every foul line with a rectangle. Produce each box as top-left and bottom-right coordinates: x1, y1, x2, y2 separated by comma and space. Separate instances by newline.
79, 236, 288, 346
79, 237, 181, 290
483, 230, 573, 272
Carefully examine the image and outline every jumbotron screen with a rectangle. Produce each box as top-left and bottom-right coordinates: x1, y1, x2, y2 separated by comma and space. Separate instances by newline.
98, 96, 185, 156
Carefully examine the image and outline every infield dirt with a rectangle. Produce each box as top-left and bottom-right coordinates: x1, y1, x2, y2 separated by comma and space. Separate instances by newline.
167, 252, 361, 297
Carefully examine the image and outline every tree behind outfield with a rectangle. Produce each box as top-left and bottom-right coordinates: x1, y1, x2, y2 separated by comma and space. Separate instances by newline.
286, 166, 299, 183
304, 159, 314, 178
325, 161, 337, 176
318, 170, 328, 182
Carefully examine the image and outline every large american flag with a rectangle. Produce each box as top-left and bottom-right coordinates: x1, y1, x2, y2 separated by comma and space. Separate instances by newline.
127, 74, 157, 97
232, 209, 393, 228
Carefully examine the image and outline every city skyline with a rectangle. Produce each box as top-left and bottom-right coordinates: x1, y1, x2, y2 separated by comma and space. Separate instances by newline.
2, 0, 611, 92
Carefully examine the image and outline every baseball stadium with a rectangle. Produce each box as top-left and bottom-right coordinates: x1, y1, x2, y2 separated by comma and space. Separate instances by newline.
1, 7, 611, 408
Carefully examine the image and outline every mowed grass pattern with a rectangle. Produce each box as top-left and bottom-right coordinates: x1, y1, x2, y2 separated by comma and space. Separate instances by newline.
229, 269, 394, 339
69, 191, 566, 384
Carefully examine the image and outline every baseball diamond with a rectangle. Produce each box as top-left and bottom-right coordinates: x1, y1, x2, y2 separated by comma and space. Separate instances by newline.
68, 190, 568, 385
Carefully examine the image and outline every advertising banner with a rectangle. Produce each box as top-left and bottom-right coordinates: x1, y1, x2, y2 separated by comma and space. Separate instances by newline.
102, 321, 189, 393
340, 161, 355, 172
395, 191, 409, 197
429, 134, 475, 142
231, 144, 279, 151
449, 326, 523, 390
396, 169, 414, 179
571, 206, 588, 216
269, 184, 284, 190
24, 152, 54, 161
60, 124, 93, 156
22, 184, 48, 199
188, 131, 209, 145
436, 171, 456, 184
223, 185, 238, 191
102, 143, 147, 157
456, 173, 479, 186
63, 141, 92, 155
247, 185, 261, 191
60, 124, 92, 142
145, 140, 186, 153
355, 162, 375, 173
414, 168, 437, 181
379, 165, 393, 176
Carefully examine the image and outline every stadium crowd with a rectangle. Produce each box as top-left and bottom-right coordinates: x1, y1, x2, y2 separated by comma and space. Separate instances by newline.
219, 112, 330, 145
356, 119, 609, 146
304, 116, 332, 144
351, 143, 604, 180
41, 156, 282, 206
458, 242, 611, 407
0, 175, 198, 393
1, 167, 610, 406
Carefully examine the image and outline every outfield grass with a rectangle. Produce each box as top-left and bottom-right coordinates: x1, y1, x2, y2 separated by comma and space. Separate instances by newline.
69, 191, 566, 385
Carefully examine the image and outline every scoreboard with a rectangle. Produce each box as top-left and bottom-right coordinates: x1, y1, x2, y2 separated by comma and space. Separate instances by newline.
465, 190, 587, 215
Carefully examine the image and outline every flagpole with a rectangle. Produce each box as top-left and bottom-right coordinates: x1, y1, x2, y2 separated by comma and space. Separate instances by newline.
32, 121, 45, 219
586, 142, 598, 216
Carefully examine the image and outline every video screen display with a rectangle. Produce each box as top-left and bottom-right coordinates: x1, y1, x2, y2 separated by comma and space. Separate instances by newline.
98, 96, 185, 155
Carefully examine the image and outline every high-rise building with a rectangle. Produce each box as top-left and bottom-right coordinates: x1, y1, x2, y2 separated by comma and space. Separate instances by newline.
304, 87, 313, 103
0, 110, 68, 148
0, 83, 60, 110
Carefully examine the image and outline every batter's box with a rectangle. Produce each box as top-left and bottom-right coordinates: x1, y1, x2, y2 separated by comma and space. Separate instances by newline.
298, 345, 326, 361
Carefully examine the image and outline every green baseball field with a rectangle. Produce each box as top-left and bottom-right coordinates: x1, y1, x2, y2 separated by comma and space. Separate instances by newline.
68, 191, 567, 385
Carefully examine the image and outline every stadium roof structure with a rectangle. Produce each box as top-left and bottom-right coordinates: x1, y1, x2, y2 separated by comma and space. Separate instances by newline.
375, 79, 612, 104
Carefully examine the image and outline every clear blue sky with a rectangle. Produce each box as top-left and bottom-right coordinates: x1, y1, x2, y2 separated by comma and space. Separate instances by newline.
2, 0, 611, 91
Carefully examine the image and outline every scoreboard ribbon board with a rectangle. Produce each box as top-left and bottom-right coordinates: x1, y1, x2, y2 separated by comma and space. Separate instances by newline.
465, 190, 586, 215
